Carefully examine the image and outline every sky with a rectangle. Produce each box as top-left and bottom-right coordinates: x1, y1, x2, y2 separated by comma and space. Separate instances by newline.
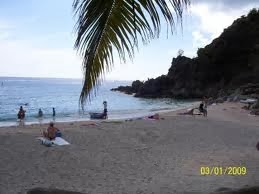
0, 0, 258, 81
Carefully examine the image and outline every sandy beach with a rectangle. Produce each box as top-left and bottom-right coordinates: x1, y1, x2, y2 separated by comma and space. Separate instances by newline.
1, 102, 259, 194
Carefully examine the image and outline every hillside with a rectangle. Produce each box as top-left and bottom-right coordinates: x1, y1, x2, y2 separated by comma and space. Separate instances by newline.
111, 9, 259, 110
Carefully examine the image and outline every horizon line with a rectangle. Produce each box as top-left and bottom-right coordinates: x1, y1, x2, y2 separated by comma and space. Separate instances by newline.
0, 75, 134, 82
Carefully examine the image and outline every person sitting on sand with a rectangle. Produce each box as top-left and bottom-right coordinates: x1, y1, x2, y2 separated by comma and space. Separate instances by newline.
103, 101, 108, 119
17, 106, 26, 120
43, 122, 58, 140
38, 108, 43, 117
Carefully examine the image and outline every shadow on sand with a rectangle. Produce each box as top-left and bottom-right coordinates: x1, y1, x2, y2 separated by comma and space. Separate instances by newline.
213, 187, 259, 194
27, 188, 85, 194
27, 187, 259, 194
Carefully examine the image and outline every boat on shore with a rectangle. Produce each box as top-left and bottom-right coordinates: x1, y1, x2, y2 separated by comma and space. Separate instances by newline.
89, 112, 106, 119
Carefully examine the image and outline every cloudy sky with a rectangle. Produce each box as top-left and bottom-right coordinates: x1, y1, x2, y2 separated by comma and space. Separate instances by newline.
0, 0, 258, 80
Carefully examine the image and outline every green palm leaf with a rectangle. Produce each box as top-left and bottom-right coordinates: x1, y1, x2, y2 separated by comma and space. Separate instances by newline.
73, 0, 190, 106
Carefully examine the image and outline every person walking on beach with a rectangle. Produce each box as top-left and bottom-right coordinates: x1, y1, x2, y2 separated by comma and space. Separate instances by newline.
203, 96, 208, 117
103, 101, 108, 119
199, 97, 208, 117
38, 108, 43, 117
52, 107, 56, 117
17, 106, 26, 120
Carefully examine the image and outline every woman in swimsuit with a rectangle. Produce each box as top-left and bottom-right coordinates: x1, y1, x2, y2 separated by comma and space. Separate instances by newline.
43, 122, 58, 140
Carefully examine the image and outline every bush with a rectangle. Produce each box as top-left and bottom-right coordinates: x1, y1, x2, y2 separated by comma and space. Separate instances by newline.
247, 8, 259, 22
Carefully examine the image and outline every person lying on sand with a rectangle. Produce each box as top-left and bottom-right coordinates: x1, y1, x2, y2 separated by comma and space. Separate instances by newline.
177, 108, 195, 115
148, 113, 160, 120
43, 122, 58, 140
147, 113, 165, 120
125, 114, 164, 121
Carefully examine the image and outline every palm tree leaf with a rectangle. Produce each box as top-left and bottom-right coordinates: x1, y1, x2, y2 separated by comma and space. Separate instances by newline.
73, 0, 190, 107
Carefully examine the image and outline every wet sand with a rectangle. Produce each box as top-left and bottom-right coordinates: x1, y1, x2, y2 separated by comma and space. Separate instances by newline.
0, 102, 259, 194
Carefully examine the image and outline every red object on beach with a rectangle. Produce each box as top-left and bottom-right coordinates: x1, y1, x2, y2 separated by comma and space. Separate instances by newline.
256, 142, 259, 151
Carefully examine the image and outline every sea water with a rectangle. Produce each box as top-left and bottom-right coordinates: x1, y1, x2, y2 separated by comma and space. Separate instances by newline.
0, 77, 196, 126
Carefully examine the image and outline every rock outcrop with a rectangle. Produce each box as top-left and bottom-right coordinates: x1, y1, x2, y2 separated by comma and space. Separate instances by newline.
111, 9, 259, 103
111, 80, 144, 94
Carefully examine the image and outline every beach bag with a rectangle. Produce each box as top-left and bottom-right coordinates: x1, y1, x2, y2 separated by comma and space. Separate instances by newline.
55, 130, 62, 137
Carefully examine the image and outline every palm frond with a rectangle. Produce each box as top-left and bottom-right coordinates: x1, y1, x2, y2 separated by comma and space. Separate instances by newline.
73, 0, 190, 107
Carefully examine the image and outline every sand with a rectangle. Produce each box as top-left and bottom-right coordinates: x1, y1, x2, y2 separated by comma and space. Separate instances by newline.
0, 102, 259, 194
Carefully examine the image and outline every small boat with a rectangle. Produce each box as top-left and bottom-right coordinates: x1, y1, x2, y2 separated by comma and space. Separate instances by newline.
89, 112, 105, 119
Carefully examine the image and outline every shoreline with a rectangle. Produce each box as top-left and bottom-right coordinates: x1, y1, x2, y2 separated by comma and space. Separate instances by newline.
0, 102, 199, 128
1, 101, 258, 131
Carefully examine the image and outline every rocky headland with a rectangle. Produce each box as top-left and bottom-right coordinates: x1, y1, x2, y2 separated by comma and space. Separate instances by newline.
111, 9, 259, 114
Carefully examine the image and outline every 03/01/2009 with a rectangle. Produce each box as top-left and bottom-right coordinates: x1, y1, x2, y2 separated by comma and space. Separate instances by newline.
200, 166, 247, 176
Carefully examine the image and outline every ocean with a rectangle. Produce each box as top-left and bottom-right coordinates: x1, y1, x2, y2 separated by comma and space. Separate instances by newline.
0, 77, 196, 126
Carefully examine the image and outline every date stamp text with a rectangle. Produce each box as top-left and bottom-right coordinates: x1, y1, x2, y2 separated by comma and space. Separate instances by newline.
200, 166, 247, 176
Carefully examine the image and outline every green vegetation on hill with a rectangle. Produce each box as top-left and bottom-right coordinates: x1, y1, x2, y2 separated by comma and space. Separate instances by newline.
112, 9, 259, 101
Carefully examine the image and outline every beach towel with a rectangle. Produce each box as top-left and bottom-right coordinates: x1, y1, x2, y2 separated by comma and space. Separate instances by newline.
37, 137, 70, 146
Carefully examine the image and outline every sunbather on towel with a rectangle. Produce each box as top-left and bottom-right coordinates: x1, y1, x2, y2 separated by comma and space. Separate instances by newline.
177, 108, 194, 115
43, 122, 58, 140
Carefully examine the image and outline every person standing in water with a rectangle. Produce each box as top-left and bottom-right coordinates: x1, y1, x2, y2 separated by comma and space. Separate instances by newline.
103, 101, 108, 119
38, 108, 43, 117
52, 108, 56, 117
17, 106, 26, 120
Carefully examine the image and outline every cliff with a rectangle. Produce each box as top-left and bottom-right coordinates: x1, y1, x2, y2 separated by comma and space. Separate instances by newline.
111, 9, 259, 107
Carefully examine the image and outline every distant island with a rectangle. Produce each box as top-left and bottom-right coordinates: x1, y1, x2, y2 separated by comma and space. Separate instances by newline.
111, 9, 259, 113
